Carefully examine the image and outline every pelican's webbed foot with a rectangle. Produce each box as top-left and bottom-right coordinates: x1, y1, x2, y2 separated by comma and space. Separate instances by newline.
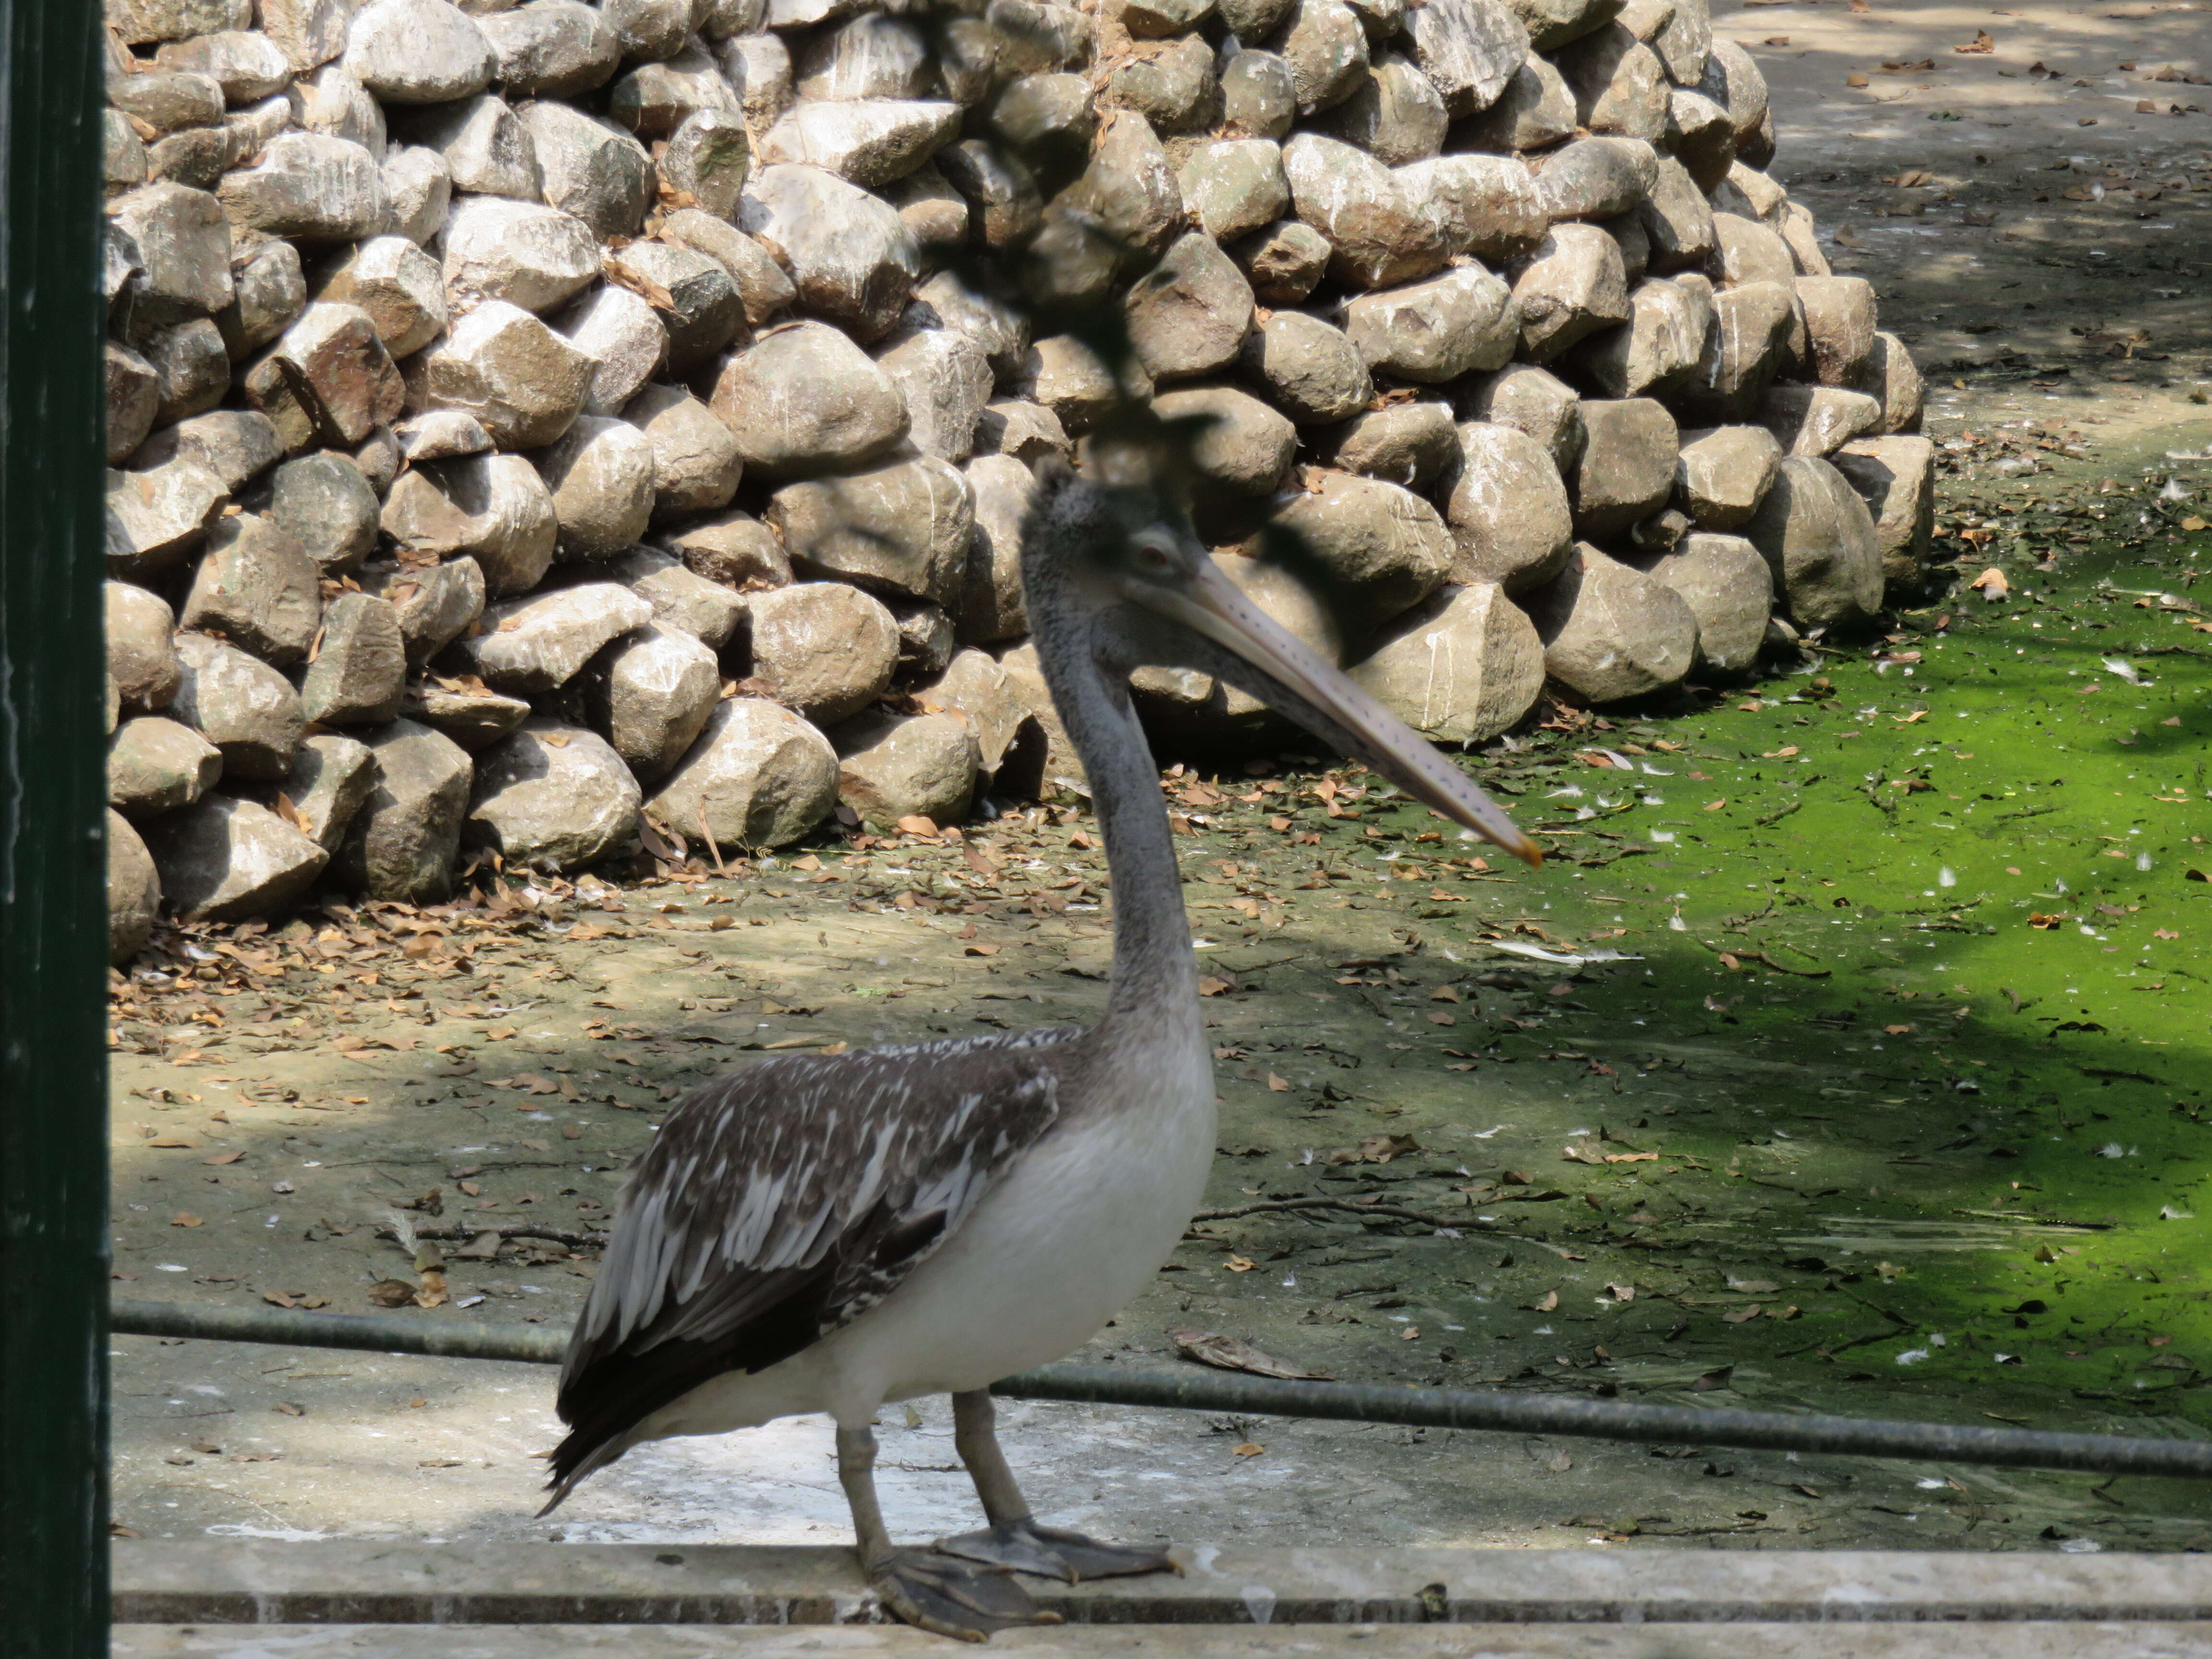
872, 1547, 1066, 1643
936, 1518, 1179, 1584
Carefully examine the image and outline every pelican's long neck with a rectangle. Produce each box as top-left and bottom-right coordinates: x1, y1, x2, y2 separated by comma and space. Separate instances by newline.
1038, 631, 1198, 1031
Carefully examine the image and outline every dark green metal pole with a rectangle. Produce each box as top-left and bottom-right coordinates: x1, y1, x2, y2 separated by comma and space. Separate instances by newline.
0, 0, 110, 1645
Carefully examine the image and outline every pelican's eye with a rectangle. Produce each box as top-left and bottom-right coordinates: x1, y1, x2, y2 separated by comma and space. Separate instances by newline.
1130, 534, 1178, 578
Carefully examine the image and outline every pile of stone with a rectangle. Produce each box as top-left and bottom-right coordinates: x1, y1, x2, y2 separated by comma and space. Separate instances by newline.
100, 0, 1929, 956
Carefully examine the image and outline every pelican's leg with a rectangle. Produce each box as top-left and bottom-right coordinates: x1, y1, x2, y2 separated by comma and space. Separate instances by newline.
837, 1422, 1060, 1641
935, 1391, 1179, 1583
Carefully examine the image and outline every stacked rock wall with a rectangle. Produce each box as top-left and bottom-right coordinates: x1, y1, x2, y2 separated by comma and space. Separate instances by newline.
99, 0, 1930, 955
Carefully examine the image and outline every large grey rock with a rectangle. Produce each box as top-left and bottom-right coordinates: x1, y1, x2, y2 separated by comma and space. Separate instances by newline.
129, 411, 281, 495
1760, 383, 1880, 459
179, 512, 320, 667
1510, 225, 1630, 362
153, 29, 292, 99
577, 624, 721, 781
745, 580, 899, 724
662, 106, 753, 219
1672, 422, 1779, 530
108, 66, 227, 135
1177, 140, 1289, 244
1245, 473, 1453, 631
106, 581, 182, 711
1238, 309, 1370, 424
310, 236, 446, 359
757, 97, 960, 186
645, 696, 838, 849
405, 299, 594, 449
298, 591, 406, 726
1455, 52, 1574, 150
108, 716, 223, 817
216, 131, 386, 241
519, 100, 651, 239
661, 209, 798, 327
795, 11, 932, 100
739, 163, 920, 342
108, 810, 161, 962
379, 453, 558, 594
146, 795, 329, 921
1709, 210, 1794, 290
334, 719, 474, 901
1315, 54, 1446, 165
607, 242, 745, 378
243, 301, 404, 449
1678, 278, 1793, 421
1329, 401, 1456, 493
1349, 581, 1543, 743
1743, 455, 1882, 630
1832, 434, 1935, 587
975, 398, 1070, 468
467, 718, 642, 871
1153, 386, 1297, 497
1221, 48, 1297, 138
1006, 334, 1148, 433
767, 456, 973, 606
604, 0, 696, 64
289, 63, 387, 159
344, 0, 494, 103
661, 510, 791, 591
1343, 264, 1518, 384
832, 708, 979, 830
169, 632, 305, 781
362, 556, 486, 666
1056, 108, 1181, 261
1696, 36, 1767, 144
1638, 156, 1717, 271
380, 144, 452, 244
1853, 331, 1923, 434
934, 137, 1044, 251
455, 583, 654, 692
401, 683, 533, 752
1530, 135, 1658, 221
107, 183, 232, 325
922, 649, 1030, 773
601, 546, 747, 648
959, 454, 1034, 644
1566, 274, 1708, 398
135, 317, 229, 425
1460, 363, 1584, 475
1555, 24, 1667, 140
263, 451, 378, 574
624, 384, 745, 520
1404, 0, 1528, 114
478, 1, 622, 98
107, 342, 160, 464
1125, 232, 1255, 382
534, 415, 656, 561
609, 40, 743, 140
1636, 529, 1771, 673
1571, 397, 1677, 540
440, 196, 599, 313
1665, 87, 1733, 187
255, 0, 358, 69
1281, 133, 1445, 290
1398, 153, 1544, 263
711, 320, 907, 478
104, 458, 226, 580
1520, 542, 1697, 700
875, 325, 993, 461
263, 732, 377, 849
1105, 34, 1219, 133
722, 29, 795, 130
556, 285, 669, 419
1448, 421, 1573, 591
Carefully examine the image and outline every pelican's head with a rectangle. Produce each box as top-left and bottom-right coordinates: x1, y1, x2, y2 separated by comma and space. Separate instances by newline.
1019, 457, 1541, 867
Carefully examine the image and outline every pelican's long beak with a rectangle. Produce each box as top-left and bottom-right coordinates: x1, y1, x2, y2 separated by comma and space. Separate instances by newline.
1137, 562, 1542, 867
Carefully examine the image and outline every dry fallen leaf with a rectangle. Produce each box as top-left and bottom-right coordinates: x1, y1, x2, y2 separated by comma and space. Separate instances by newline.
1232, 1442, 1265, 1457
1534, 1290, 1560, 1312
169, 1213, 203, 1228
1969, 566, 2010, 601
1225, 1254, 1256, 1273
1172, 1329, 1331, 1380
1846, 70, 1870, 86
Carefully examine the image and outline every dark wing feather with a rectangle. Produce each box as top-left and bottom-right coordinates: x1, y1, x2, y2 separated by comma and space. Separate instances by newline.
544, 1028, 1077, 1502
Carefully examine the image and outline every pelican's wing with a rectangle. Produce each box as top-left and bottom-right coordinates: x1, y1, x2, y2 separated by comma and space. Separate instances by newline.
544, 1027, 1078, 1503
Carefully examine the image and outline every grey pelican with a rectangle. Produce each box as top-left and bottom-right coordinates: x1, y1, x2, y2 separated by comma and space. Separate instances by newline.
544, 457, 1540, 1638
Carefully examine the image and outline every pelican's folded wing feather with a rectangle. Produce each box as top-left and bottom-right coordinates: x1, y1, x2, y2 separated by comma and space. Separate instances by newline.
545, 1029, 1076, 1500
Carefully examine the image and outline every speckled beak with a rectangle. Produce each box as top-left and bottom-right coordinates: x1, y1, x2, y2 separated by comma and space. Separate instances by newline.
1138, 560, 1543, 867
